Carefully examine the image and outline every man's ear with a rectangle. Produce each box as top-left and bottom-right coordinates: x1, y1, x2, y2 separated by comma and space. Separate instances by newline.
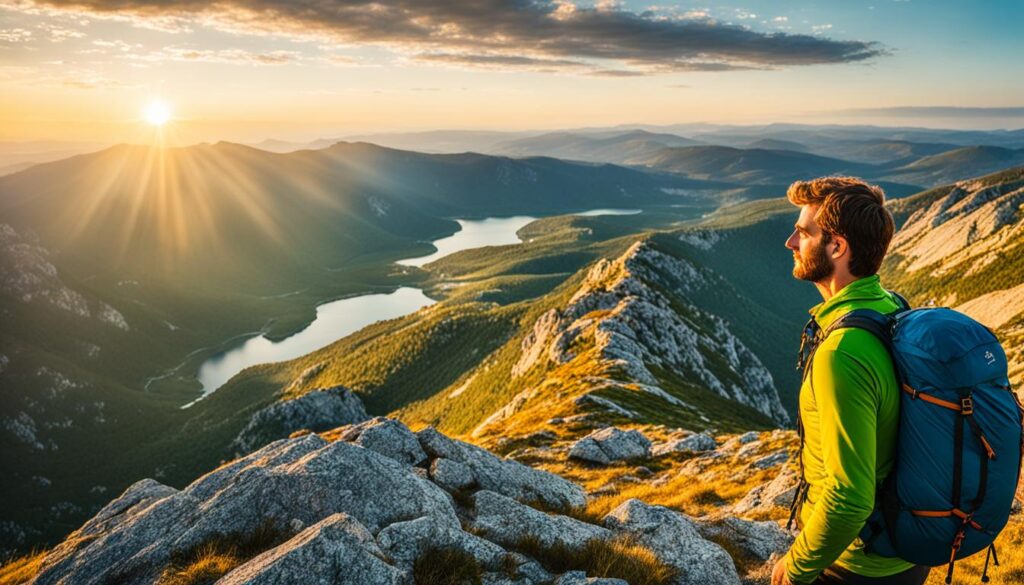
831, 235, 848, 259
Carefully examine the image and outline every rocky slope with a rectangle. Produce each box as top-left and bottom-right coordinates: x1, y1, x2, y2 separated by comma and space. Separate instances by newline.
881, 166, 1024, 380
401, 239, 788, 448
20, 416, 796, 585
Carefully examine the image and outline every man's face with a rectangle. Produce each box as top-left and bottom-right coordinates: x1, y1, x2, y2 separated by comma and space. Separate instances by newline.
786, 204, 834, 283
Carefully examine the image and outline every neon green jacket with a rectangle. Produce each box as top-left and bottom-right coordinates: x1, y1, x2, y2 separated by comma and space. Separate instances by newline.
784, 275, 914, 583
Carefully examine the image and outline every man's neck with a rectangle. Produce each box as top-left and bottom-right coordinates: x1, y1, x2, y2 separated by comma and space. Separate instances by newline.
814, 273, 858, 302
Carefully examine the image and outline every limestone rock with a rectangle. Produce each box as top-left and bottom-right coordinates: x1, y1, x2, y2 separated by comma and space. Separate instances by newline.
430, 458, 476, 492
751, 449, 790, 470
697, 517, 794, 563
569, 427, 651, 465
471, 490, 610, 550
335, 416, 427, 466
418, 427, 585, 510
218, 513, 408, 585
32, 434, 456, 584
376, 515, 507, 572
604, 499, 740, 585
231, 386, 368, 455
556, 571, 629, 585
732, 465, 799, 517
652, 431, 716, 456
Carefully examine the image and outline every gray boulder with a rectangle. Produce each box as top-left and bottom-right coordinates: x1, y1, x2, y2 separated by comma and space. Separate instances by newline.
697, 517, 794, 563
604, 499, 740, 585
376, 515, 507, 572
556, 571, 629, 585
652, 431, 716, 456
418, 427, 585, 510
335, 417, 427, 466
569, 427, 651, 465
231, 386, 368, 455
731, 465, 799, 517
430, 458, 476, 493
218, 513, 409, 585
471, 490, 610, 550
751, 449, 790, 470
32, 434, 457, 585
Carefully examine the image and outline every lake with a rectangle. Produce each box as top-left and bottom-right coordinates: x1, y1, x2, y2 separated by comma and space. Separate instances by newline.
187, 208, 641, 406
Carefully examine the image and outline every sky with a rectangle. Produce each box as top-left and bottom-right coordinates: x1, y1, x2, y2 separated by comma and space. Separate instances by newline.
1, 0, 1022, 144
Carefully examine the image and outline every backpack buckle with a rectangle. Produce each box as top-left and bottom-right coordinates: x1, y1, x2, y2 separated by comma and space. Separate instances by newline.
961, 397, 974, 415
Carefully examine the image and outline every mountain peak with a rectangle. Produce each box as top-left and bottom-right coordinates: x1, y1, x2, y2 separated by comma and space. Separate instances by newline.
474, 239, 788, 441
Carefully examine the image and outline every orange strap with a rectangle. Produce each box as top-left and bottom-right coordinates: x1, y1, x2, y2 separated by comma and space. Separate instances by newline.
902, 384, 961, 411
911, 508, 983, 530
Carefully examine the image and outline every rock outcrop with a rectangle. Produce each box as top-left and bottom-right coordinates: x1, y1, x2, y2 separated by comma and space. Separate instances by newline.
504, 242, 789, 427
29, 417, 788, 585
604, 499, 741, 585
230, 386, 369, 455
569, 427, 651, 465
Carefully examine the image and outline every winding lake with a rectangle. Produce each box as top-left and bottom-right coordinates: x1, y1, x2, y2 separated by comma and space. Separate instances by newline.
187, 208, 641, 406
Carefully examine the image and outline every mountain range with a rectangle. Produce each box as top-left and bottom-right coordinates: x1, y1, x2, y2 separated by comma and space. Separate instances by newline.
2, 126, 1023, 582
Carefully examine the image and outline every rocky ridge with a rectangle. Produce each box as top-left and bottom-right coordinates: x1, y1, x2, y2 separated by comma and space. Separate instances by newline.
475, 241, 787, 441
24, 417, 799, 585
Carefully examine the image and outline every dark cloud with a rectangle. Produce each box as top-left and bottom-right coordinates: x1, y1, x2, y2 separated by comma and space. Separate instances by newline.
24, 0, 888, 74
414, 53, 587, 69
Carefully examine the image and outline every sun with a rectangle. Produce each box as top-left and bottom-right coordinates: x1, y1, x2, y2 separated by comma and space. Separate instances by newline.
143, 100, 172, 126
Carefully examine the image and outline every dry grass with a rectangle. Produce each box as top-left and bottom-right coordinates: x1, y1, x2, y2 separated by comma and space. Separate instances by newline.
507, 534, 677, 585
159, 547, 243, 585
157, 522, 291, 585
412, 547, 483, 585
924, 518, 1024, 585
0, 551, 45, 585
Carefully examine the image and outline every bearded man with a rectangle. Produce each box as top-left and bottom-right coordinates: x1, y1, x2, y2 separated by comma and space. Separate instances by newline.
772, 177, 931, 585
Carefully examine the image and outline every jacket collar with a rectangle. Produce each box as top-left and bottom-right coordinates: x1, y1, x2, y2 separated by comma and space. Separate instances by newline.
808, 274, 890, 332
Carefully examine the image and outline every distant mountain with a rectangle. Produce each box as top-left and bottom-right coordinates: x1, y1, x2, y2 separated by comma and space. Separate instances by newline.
0, 140, 110, 176
248, 137, 341, 153
342, 130, 541, 154
813, 139, 960, 165
876, 145, 1024, 186
492, 130, 702, 163
634, 145, 873, 185
743, 138, 810, 152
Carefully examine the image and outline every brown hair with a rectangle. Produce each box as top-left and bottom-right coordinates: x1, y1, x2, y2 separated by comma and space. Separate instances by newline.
786, 176, 895, 277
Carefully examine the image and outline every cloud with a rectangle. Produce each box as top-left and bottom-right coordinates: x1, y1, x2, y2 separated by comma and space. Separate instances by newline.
125, 47, 300, 65
0, 28, 34, 42
16, 0, 888, 75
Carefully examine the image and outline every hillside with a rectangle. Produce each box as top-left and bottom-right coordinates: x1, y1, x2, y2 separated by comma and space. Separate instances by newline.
492, 131, 702, 164
880, 166, 1024, 381
0, 143, 707, 554
877, 146, 1024, 187
635, 146, 873, 185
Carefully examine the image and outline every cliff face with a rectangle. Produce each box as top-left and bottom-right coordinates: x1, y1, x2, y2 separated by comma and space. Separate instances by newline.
467, 240, 788, 443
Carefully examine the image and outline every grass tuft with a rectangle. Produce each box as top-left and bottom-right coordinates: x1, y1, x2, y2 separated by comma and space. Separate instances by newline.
412, 547, 483, 585
157, 521, 291, 585
507, 534, 677, 585
0, 551, 45, 585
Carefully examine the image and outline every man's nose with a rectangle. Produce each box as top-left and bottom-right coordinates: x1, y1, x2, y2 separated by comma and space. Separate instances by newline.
785, 231, 798, 250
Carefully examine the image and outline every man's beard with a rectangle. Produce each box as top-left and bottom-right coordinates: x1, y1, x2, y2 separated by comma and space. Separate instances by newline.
792, 238, 834, 282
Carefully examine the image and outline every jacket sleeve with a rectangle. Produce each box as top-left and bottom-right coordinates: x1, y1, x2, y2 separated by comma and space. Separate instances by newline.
785, 346, 880, 584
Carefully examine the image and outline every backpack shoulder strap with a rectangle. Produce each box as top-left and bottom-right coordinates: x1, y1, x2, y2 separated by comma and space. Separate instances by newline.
824, 309, 895, 353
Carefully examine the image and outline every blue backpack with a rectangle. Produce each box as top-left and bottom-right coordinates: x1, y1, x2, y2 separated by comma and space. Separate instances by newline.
791, 293, 1023, 584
